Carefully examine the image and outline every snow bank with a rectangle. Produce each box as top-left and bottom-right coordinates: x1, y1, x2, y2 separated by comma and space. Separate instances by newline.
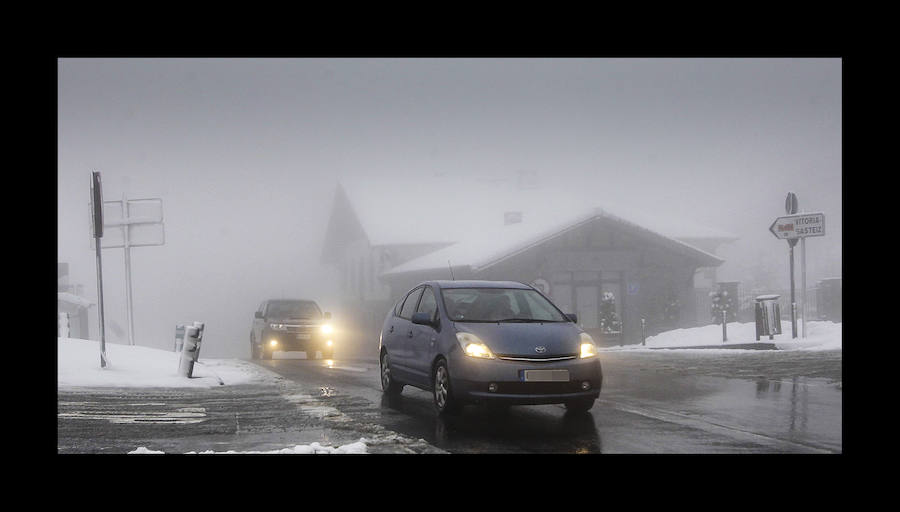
58, 337, 273, 388
603, 321, 841, 352
128, 439, 369, 454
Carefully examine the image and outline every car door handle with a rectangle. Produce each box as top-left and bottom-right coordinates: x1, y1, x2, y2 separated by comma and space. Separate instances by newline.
407, 330, 414, 338
389, 325, 394, 333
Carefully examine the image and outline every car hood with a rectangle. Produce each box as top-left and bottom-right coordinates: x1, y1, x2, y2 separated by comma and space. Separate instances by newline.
454, 322, 582, 357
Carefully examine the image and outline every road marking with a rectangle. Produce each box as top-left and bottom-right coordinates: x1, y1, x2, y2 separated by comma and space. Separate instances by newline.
58, 407, 208, 425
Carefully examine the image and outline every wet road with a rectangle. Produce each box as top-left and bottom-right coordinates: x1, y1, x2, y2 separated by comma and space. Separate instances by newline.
256, 350, 842, 453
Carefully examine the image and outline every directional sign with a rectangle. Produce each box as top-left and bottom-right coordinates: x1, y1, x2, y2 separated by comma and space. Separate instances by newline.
769, 212, 825, 240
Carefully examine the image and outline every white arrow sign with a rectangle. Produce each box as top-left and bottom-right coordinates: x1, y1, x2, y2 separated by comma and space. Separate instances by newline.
769, 212, 825, 240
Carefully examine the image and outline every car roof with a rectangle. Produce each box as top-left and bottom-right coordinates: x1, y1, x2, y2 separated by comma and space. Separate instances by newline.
426, 280, 533, 290
266, 299, 319, 303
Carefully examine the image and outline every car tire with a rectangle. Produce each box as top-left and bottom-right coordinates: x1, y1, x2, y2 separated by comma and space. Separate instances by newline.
564, 397, 595, 413
381, 352, 404, 395
433, 359, 462, 415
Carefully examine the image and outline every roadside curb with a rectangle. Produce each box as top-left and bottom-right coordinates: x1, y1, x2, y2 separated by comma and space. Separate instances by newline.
649, 343, 778, 350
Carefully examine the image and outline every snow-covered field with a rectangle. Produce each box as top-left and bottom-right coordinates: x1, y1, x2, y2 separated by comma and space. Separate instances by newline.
603, 320, 841, 352
57, 337, 274, 388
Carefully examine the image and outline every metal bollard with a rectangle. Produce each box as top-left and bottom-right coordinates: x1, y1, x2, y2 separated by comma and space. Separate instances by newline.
178, 325, 203, 378
192, 321, 205, 360
174, 324, 185, 352
641, 318, 646, 346
722, 309, 727, 342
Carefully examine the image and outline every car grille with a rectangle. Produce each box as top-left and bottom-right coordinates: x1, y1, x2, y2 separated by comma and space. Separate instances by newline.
495, 354, 577, 362
283, 325, 316, 334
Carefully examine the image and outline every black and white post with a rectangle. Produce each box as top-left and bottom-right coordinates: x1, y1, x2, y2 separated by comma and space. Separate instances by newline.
90, 171, 109, 368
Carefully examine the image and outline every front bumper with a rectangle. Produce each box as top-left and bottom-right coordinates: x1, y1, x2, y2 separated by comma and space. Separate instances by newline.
262, 330, 332, 352
449, 353, 602, 405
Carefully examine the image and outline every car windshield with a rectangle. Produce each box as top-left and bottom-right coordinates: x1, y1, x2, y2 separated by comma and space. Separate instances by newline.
441, 288, 567, 323
266, 301, 321, 319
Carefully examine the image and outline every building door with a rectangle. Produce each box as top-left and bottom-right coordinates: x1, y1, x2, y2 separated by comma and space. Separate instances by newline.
575, 285, 600, 329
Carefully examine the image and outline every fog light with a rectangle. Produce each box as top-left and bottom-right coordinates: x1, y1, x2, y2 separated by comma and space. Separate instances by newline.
488, 383, 498, 392
581, 381, 591, 390
326, 340, 333, 346
269, 340, 278, 347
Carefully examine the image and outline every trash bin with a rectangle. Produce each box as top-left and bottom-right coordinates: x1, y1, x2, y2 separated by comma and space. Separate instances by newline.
754, 295, 782, 340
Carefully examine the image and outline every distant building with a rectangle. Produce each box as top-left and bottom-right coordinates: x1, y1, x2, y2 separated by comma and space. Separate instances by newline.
58, 262, 92, 339
321, 180, 736, 357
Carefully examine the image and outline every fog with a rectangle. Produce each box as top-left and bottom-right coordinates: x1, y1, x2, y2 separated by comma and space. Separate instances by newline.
57, 58, 841, 357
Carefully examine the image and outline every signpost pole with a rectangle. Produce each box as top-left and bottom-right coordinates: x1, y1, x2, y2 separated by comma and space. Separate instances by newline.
801, 236, 807, 338
789, 241, 797, 339
91, 171, 109, 368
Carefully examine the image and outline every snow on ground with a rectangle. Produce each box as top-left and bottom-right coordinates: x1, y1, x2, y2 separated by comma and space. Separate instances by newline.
602, 320, 841, 352
128, 439, 369, 454
58, 337, 275, 388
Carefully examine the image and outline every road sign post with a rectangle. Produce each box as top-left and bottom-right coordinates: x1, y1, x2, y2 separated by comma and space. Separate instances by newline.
90, 171, 109, 368
769, 193, 825, 342
801, 237, 807, 338
789, 239, 797, 338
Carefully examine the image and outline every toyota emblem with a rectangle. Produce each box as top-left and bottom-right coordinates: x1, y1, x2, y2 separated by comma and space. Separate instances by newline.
534, 346, 547, 354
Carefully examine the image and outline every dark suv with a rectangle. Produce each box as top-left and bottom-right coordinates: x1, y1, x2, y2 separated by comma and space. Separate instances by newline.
251, 299, 335, 360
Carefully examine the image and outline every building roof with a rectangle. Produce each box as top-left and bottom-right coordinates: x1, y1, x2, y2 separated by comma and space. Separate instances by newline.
326, 174, 736, 273
58, 292, 93, 309
382, 207, 725, 277
337, 175, 737, 247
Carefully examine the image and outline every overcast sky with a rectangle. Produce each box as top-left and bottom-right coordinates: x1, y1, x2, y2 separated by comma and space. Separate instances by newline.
57, 58, 841, 356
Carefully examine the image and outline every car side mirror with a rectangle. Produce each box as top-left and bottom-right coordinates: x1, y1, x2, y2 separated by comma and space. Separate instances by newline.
254, 311, 263, 319
566, 313, 578, 323
411, 312, 435, 327
324, 311, 332, 320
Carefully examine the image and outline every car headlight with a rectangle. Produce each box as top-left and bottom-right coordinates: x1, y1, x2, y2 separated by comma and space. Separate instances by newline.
456, 332, 495, 359
580, 332, 598, 359
269, 323, 287, 331
321, 324, 333, 335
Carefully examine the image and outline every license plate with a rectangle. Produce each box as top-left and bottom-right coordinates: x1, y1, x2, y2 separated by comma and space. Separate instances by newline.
295, 333, 310, 340
522, 369, 570, 382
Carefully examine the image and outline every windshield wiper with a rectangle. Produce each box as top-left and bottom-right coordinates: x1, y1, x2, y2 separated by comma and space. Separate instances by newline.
494, 318, 549, 323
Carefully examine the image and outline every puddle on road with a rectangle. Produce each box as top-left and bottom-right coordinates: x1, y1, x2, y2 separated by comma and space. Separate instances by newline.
605, 373, 842, 452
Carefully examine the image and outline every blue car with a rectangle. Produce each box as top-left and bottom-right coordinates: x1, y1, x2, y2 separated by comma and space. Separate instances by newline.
378, 280, 602, 415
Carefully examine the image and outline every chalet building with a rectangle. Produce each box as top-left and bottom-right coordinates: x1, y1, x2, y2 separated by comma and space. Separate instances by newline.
321, 180, 736, 357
